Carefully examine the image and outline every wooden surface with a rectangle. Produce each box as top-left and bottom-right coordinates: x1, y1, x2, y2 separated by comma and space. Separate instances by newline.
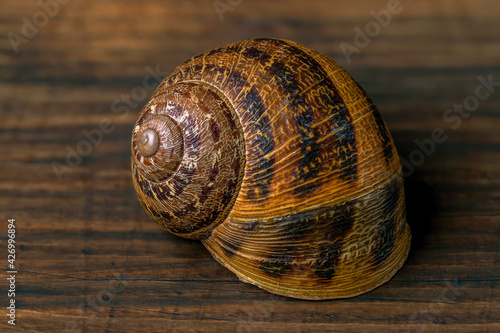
1, 0, 499, 332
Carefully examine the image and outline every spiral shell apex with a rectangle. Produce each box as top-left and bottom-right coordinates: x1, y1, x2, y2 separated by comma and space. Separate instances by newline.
131, 38, 411, 300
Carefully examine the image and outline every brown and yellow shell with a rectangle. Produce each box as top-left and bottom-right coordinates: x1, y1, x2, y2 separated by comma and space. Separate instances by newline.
131, 38, 411, 300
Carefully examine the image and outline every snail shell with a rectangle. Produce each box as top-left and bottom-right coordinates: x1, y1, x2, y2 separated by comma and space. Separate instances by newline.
131, 38, 411, 300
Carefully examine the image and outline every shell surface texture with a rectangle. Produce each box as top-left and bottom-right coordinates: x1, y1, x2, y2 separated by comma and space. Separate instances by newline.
131, 38, 411, 300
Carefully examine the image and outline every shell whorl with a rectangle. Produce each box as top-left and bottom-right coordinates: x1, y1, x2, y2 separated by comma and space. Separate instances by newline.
132, 114, 184, 182
132, 82, 245, 239
132, 38, 411, 299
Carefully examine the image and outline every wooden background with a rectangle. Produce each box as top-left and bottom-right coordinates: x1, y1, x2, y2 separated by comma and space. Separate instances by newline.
1, 0, 499, 332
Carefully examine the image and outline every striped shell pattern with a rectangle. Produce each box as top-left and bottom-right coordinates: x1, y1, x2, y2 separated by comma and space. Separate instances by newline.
131, 38, 411, 300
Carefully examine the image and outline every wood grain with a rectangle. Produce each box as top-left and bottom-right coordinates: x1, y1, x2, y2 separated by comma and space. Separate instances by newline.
1, 0, 499, 332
